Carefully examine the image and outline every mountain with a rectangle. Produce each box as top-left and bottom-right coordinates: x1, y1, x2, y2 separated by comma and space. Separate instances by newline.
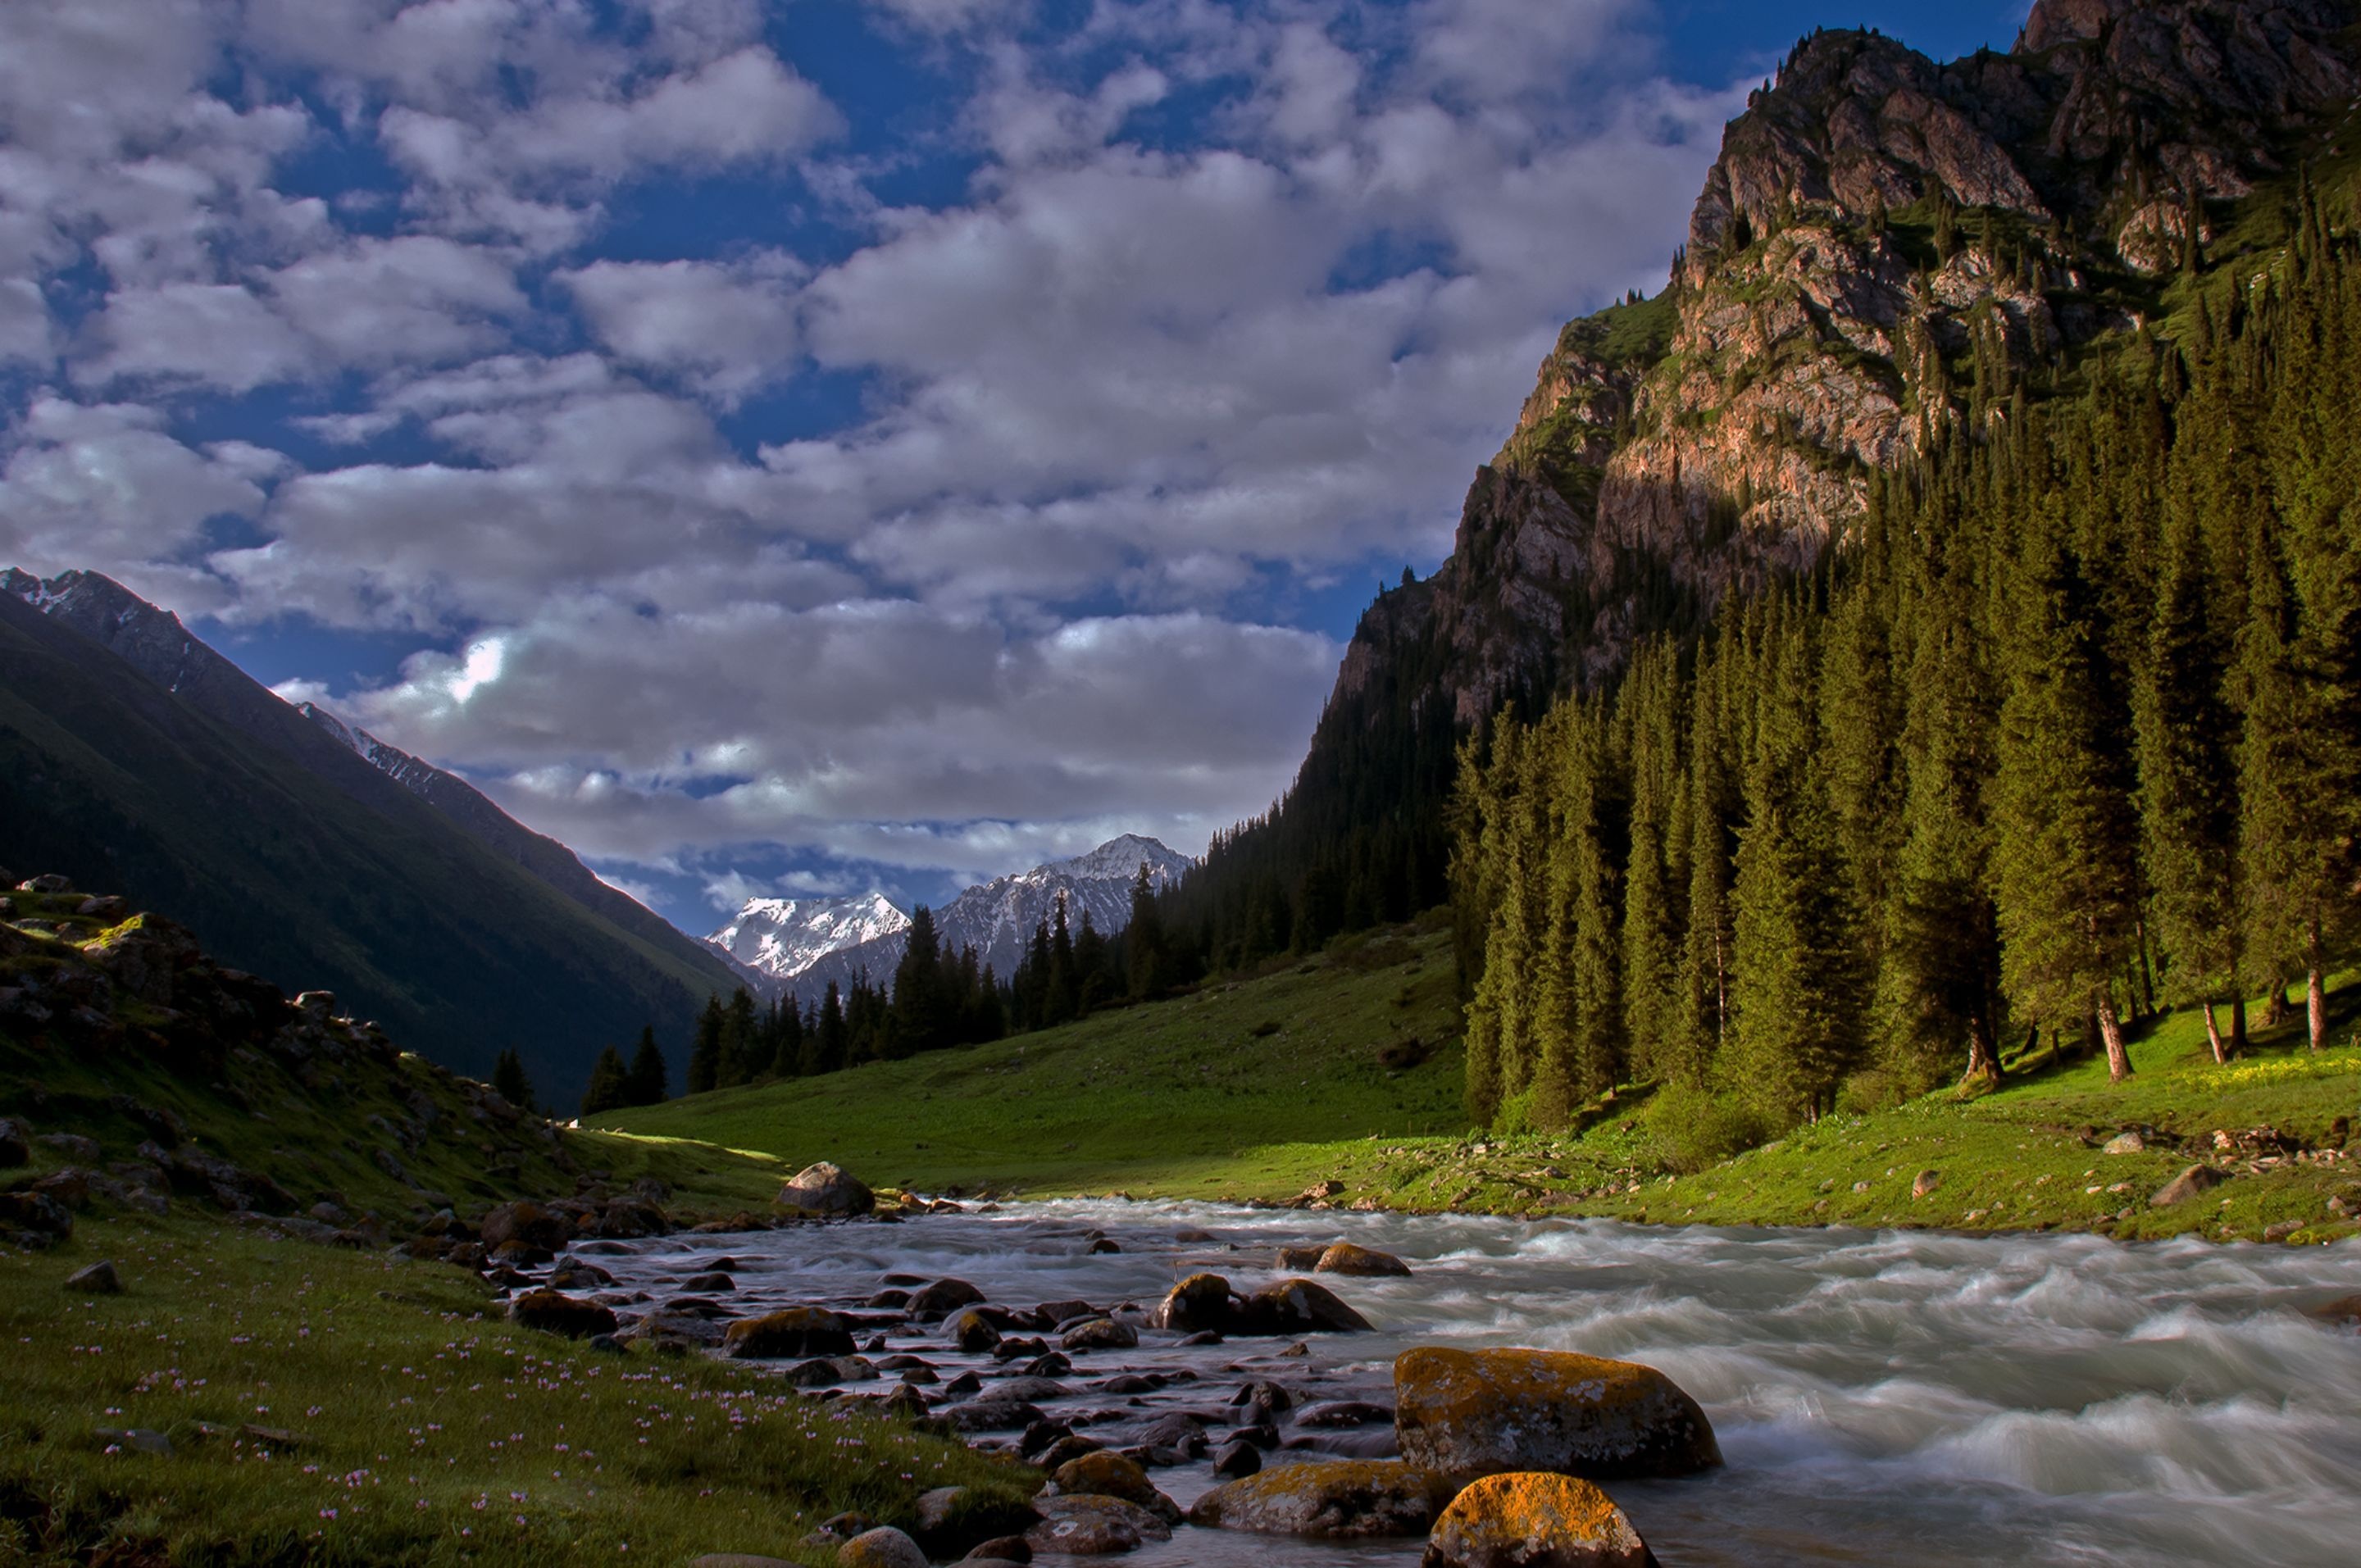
727, 834, 1193, 1003
0, 567, 752, 1103
707, 893, 909, 986
1162, 0, 2361, 966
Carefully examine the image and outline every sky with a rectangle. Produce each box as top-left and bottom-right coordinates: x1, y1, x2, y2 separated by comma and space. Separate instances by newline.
0, 0, 2028, 932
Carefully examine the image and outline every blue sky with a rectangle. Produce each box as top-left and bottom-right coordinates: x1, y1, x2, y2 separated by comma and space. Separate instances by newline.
0, 0, 2027, 929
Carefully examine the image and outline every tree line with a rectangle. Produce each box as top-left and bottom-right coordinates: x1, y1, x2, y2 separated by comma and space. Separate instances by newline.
626, 866, 1180, 1103
1453, 203, 2359, 1135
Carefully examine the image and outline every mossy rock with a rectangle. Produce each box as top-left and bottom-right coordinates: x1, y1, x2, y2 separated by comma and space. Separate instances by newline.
1394, 1347, 1719, 1482
721, 1307, 854, 1359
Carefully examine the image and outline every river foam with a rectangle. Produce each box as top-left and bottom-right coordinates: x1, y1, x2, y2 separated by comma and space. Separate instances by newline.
576, 1203, 2361, 1565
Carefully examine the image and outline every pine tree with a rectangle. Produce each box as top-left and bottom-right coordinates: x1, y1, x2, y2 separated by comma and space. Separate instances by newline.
1991, 500, 2141, 1080
626, 1025, 669, 1104
580, 1046, 630, 1116
686, 995, 725, 1094
1125, 863, 1168, 1002
491, 1048, 535, 1113
717, 989, 760, 1084
893, 906, 949, 1054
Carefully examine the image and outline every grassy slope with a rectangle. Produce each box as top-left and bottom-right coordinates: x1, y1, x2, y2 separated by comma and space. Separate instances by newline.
600, 921, 2361, 1244
0, 1216, 1021, 1566
595, 925, 1472, 1198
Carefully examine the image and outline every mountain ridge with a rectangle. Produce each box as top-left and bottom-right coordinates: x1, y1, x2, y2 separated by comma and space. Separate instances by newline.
717, 834, 1193, 1002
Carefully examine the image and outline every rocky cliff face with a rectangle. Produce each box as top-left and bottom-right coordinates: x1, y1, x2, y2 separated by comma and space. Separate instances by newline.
1337, 0, 2360, 727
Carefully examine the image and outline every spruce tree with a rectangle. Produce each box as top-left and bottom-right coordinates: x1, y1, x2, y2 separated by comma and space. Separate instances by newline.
686, 995, 725, 1094
491, 1048, 535, 1113
626, 1025, 669, 1104
1991, 503, 2141, 1080
580, 1046, 630, 1116
1125, 864, 1168, 1002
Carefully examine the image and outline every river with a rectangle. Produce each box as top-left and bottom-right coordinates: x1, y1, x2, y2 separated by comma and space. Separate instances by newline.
575, 1202, 2361, 1566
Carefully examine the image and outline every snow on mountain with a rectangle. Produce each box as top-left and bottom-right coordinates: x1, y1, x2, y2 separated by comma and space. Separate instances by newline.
712, 834, 1193, 1004
707, 893, 910, 985
932, 834, 1192, 980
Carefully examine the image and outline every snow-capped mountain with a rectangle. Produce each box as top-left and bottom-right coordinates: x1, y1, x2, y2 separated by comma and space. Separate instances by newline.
709, 834, 1193, 1003
932, 834, 1192, 979
707, 893, 909, 985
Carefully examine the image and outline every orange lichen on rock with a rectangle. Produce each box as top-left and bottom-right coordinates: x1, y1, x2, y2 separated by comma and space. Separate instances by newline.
1421, 1471, 1654, 1568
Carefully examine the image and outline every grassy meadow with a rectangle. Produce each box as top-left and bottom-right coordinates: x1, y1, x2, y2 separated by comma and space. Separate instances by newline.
598, 921, 2361, 1244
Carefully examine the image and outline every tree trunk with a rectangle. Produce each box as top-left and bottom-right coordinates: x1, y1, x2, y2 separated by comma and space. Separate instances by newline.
2308, 916, 2327, 1052
2136, 921, 2159, 1017
2203, 1000, 2227, 1066
2231, 994, 2248, 1057
2095, 997, 2133, 1083
2263, 976, 2290, 1029
1961, 1012, 2004, 1089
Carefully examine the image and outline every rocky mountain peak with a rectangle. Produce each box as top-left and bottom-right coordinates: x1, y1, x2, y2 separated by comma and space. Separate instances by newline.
1325, 0, 2359, 735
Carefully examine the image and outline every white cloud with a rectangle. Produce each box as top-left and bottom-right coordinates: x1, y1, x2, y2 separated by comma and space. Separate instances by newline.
0, 396, 274, 594
561, 254, 803, 401
267, 235, 527, 368
76, 283, 314, 392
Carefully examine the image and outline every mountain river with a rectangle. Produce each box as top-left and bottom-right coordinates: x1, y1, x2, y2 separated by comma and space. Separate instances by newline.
571, 1202, 2361, 1566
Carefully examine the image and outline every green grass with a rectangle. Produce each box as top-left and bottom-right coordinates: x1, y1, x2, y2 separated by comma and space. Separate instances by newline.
599, 925, 2361, 1244
0, 1215, 1024, 1566
595, 926, 1471, 1200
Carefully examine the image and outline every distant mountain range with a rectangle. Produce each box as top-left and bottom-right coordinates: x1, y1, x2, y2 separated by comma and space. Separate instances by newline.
0, 567, 754, 1104
712, 834, 1193, 1003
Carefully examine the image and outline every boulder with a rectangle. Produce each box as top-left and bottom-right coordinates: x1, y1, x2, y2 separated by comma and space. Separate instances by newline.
1421, 1471, 1656, 1568
1061, 1317, 1139, 1352
1212, 1438, 1262, 1479
64, 1260, 121, 1294
36, 1133, 100, 1163
1318, 1242, 1413, 1277
1052, 1451, 1181, 1522
912, 1278, 986, 1320
1148, 1272, 1235, 1333
1025, 1495, 1171, 1555
509, 1289, 619, 1338
838, 1527, 928, 1568
1394, 1348, 1720, 1482
0, 1117, 28, 1168
479, 1199, 575, 1252
948, 1306, 1003, 1352
945, 1398, 1045, 1433
1234, 1278, 1372, 1335
1911, 1170, 1940, 1198
1276, 1245, 1327, 1271
2102, 1131, 2145, 1156
779, 1162, 876, 1217
2304, 1294, 2361, 1326
912, 1485, 1041, 1558
1187, 1461, 1458, 1537
965, 1538, 1033, 1562
2150, 1165, 2223, 1207
723, 1307, 857, 1359
0, 1191, 74, 1247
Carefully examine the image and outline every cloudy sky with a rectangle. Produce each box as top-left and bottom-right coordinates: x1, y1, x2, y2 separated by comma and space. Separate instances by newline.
0, 0, 2021, 930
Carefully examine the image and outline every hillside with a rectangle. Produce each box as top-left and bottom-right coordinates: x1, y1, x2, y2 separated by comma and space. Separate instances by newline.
597, 920, 1471, 1197
0, 583, 748, 1106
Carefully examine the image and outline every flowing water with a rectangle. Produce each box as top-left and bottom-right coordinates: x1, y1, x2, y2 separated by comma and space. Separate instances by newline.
572, 1204, 2361, 1566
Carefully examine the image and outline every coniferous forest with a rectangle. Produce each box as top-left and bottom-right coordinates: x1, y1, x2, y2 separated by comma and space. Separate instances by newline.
1452, 210, 2361, 1138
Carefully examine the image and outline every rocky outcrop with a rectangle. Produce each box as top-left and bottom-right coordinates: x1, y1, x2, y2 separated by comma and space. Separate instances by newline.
1322, 0, 2361, 743
1186, 1461, 1459, 1537
1421, 1472, 1657, 1568
1394, 1348, 1721, 1483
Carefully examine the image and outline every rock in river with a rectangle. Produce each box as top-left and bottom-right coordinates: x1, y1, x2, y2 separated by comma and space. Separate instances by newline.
1147, 1272, 1235, 1333
1235, 1278, 1372, 1335
1318, 1242, 1413, 1276
1421, 1471, 1656, 1568
723, 1307, 857, 1359
1026, 1495, 1171, 1555
508, 1288, 618, 1338
837, 1527, 928, 1568
778, 1161, 876, 1217
1188, 1460, 1458, 1537
1394, 1348, 1719, 1482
